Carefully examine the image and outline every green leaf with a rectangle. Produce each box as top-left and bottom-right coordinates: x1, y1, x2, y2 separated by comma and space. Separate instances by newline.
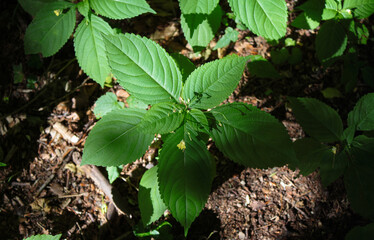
271, 47, 290, 65
228, 0, 287, 40
90, 0, 156, 20
74, 15, 113, 87
343, 0, 374, 18
180, 5, 222, 52
106, 166, 122, 183
319, 149, 348, 186
343, 125, 355, 144
291, 12, 320, 29
210, 103, 296, 168
322, 0, 340, 20
187, 109, 210, 134
289, 97, 344, 143
127, 96, 148, 109
18, 0, 63, 16
316, 20, 347, 65
170, 53, 196, 82
341, 51, 360, 92
288, 47, 303, 65
348, 93, 374, 131
77, 0, 90, 18
321, 88, 343, 99
139, 103, 185, 134
139, 166, 168, 226
81, 108, 154, 166
24, 234, 62, 240
247, 55, 281, 79
178, 0, 219, 14
362, 66, 374, 88
24, 2, 76, 57
213, 27, 239, 50
158, 124, 215, 235
182, 55, 249, 110
345, 136, 374, 220
93, 92, 124, 119
345, 223, 374, 240
293, 138, 333, 176
103, 33, 183, 105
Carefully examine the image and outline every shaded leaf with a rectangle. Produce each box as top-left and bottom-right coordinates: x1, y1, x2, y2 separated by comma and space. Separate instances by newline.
170, 53, 196, 82
247, 55, 281, 79
319, 149, 348, 186
139, 166, 167, 226
81, 108, 154, 166
213, 27, 239, 50
288, 97, 343, 143
103, 33, 183, 104
348, 93, 374, 131
345, 223, 374, 240
18, 0, 63, 16
24, 2, 76, 57
211, 103, 296, 168
178, 0, 219, 14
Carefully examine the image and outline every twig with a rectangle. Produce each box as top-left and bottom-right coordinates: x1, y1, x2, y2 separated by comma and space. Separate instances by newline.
36, 173, 55, 196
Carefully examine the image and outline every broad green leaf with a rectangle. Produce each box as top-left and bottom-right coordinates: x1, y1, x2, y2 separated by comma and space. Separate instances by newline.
289, 97, 343, 143
180, 5, 222, 51
106, 166, 122, 183
322, 0, 340, 20
24, 234, 62, 240
293, 138, 333, 176
344, 0, 374, 18
18, 0, 63, 16
321, 88, 343, 99
81, 108, 154, 166
93, 92, 124, 118
211, 103, 296, 168
348, 93, 374, 131
187, 109, 209, 134
288, 47, 303, 65
77, 0, 89, 18
228, 0, 287, 40
139, 166, 167, 226
247, 55, 281, 79
341, 51, 360, 92
139, 103, 185, 134
90, 0, 156, 20
316, 20, 347, 65
182, 55, 249, 110
127, 96, 148, 109
24, 3, 76, 57
170, 53, 196, 82
319, 149, 348, 186
343, 126, 355, 144
103, 33, 183, 104
213, 27, 239, 50
345, 223, 374, 240
74, 15, 113, 87
345, 136, 374, 220
158, 124, 215, 235
178, 0, 219, 14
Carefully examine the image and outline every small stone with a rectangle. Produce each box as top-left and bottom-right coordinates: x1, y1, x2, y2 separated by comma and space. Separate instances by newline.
238, 231, 245, 240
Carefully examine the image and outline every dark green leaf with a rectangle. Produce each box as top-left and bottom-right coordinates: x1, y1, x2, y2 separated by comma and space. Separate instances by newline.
247, 55, 281, 79
18, 0, 63, 16
293, 138, 333, 176
289, 97, 344, 143
345, 223, 374, 240
348, 93, 374, 131
81, 108, 154, 166
139, 166, 167, 226
170, 53, 196, 82
211, 103, 296, 168
271, 48, 290, 65
316, 20, 347, 65
319, 149, 348, 186
288, 47, 303, 65
24, 2, 76, 57
77, 0, 89, 18
361, 66, 374, 88
178, 0, 219, 14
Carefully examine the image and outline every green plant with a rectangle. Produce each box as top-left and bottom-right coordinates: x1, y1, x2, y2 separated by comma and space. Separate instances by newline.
24, 234, 61, 240
291, 0, 374, 91
19, 0, 155, 86
289, 93, 374, 223
82, 32, 296, 235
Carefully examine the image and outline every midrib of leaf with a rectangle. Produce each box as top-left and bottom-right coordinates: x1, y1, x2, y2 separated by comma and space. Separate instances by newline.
40, 10, 71, 46
88, 122, 138, 157
110, 38, 178, 102
89, 21, 106, 82
255, 0, 284, 37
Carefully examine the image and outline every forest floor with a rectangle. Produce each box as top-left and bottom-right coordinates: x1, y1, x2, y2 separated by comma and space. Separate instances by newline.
0, 0, 372, 240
